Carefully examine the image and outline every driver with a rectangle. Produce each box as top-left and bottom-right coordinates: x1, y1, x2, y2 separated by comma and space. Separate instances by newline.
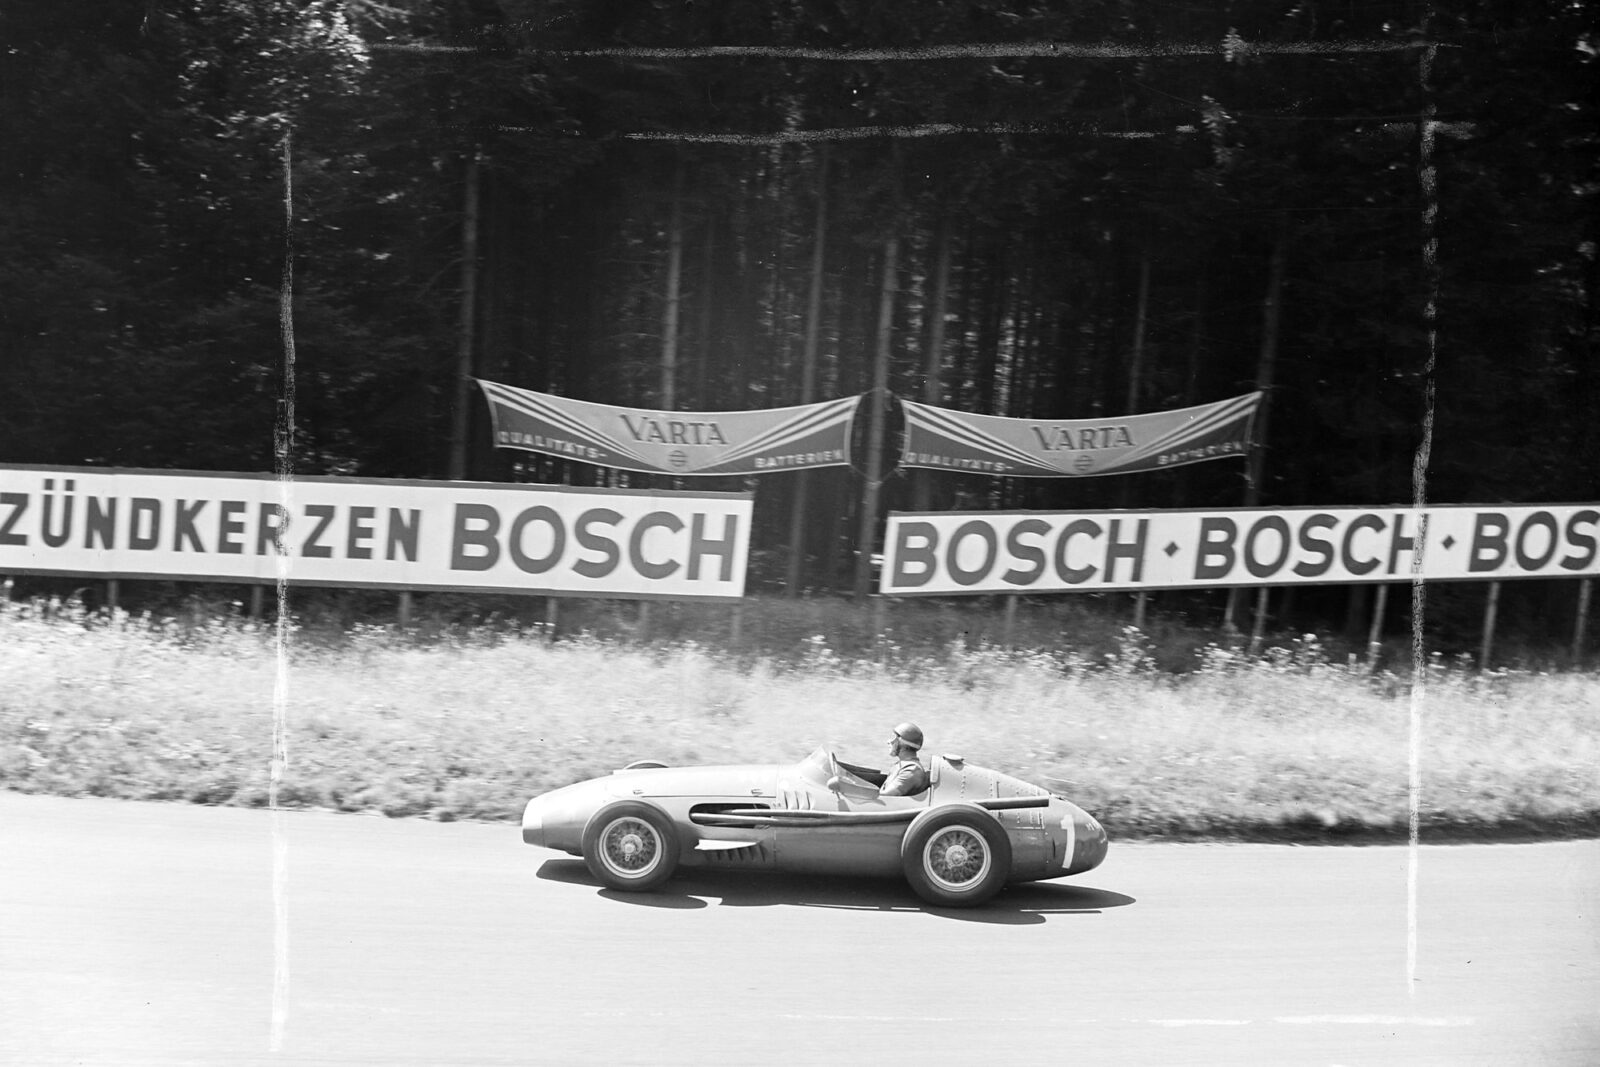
880, 722, 929, 796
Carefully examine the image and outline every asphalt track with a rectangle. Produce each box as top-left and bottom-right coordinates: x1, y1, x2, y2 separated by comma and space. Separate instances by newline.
2, 792, 1595, 1067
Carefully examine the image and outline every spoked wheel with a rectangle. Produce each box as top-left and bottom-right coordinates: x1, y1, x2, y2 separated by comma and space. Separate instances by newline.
581, 801, 679, 892
902, 807, 1011, 907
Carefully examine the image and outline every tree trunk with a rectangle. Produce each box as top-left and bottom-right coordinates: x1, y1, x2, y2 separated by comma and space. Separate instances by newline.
913, 218, 953, 511
1125, 250, 1152, 414
1225, 214, 1289, 631
1175, 272, 1207, 507
975, 236, 1005, 415
695, 210, 716, 407
853, 234, 899, 600
1118, 248, 1153, 508
448, 150, 481, 481
786, 146, 830, 596
660, 153, 685, 411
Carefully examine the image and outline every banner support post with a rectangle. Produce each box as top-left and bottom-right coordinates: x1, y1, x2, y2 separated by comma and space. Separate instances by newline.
1366, 583, 1390, 669
1479, 580, 1502, 670
1247, 587, 1270, 656
1575, 578, 1593, 663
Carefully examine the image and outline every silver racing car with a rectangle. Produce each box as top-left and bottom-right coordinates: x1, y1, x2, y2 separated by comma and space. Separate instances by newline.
521, 746, 1108, 907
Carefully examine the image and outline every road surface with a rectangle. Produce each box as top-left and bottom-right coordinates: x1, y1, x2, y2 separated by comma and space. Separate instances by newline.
2, 792, 1595, 1066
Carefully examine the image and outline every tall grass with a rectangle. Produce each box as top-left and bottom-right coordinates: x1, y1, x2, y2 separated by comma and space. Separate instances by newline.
2, 596, 1596, 839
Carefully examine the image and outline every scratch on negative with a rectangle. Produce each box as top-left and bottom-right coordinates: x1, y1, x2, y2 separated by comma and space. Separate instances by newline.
621, 123, 1167, 144
1407, 36, 1441, 998
271, 123, 298, 1055
371, 40, 1436, 60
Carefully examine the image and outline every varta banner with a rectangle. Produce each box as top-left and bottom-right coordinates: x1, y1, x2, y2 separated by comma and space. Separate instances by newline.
899, 392, 1261, 477
478, 379, 858, 476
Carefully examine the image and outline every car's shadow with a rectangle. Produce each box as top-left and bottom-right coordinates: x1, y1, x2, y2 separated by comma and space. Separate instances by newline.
535, 859, 1135, 925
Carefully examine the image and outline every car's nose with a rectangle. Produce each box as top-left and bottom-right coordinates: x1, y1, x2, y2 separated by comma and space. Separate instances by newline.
1073, 811, 1108, 872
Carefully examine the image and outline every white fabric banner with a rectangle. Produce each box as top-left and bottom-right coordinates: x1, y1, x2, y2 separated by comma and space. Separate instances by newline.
479, 379, 858, 475
899, 393, 1259, 477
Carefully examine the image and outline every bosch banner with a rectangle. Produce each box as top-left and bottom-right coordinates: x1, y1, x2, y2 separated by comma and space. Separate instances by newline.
0, 466, 752, 601
880, 504, 1600, 596
898, 392, 1260, 478
478, 379, 858, 476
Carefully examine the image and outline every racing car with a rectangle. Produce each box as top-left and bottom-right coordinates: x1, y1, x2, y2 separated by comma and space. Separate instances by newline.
521, 745, 1108, 907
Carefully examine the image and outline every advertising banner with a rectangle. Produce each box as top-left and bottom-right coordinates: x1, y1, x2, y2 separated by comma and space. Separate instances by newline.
478, 379, 858, 476
899, 392, 1260, 478
880, 504, 1600, 596
0, 465, 752, 600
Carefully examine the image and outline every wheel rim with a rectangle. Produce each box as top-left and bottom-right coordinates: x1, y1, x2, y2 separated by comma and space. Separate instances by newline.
597, 816, 663, 880
923, 824, 991, 892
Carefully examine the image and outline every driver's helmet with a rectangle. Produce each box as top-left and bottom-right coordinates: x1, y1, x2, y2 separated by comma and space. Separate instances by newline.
892, 722, 924, 751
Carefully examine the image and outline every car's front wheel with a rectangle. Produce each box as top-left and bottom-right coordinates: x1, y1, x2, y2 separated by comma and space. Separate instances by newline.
901, 807, 1011, 907
581, 801, 680, 892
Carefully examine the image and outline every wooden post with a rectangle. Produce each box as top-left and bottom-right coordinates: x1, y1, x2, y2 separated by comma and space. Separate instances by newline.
106, 579, 119, 613
1575, 578, 1593, 663
1479, 580, 1502, 669
250, 584, 265, 620
544, 596, 558, 642
1003, 595, 1019, 648
1132, 591, 1148, 631
638, 600, 650, 640
1247, 586, 1270, 656
398, 591, 413, 629
1366, 583, 1389, 668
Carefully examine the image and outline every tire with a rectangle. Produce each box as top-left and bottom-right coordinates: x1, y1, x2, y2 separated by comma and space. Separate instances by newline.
901, 806, 1012, 907
581, 801, 680, 892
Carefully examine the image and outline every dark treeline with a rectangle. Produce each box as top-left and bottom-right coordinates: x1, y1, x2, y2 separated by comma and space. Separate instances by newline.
2, 1, 1595, 640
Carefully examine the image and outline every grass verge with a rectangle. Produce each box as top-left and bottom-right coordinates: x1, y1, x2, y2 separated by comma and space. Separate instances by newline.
2, 597, 1597, 842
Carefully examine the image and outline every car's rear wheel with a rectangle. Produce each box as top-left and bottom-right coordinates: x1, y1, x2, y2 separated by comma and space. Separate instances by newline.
581, 801, 679, 892
901, 807, 1011, 907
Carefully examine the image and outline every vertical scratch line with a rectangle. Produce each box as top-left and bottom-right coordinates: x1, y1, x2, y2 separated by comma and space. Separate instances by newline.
1409, 35, 1440, 995
271, 122, 298, 1053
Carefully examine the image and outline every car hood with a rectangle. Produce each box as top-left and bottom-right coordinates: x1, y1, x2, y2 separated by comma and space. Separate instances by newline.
603, 763, 782, 798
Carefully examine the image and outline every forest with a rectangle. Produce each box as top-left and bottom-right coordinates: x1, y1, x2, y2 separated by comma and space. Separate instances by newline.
2, 1, 1595, 643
